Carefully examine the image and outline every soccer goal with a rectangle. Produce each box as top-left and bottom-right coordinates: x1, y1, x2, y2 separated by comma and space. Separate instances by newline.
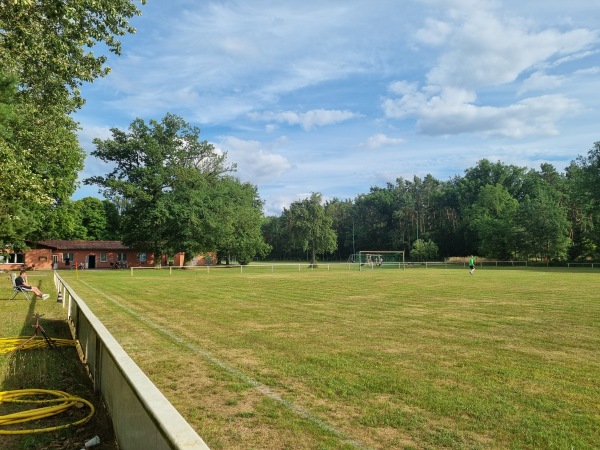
357, 250, 405, 271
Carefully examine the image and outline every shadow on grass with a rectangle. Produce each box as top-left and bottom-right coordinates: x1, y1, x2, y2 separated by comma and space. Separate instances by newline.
1, 273, 118, 450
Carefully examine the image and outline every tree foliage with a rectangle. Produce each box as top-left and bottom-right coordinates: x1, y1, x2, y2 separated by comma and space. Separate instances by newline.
85, 113, 270, 263
0, 0, 143, 248
468, 184, 519, 259
0, 0, 145, 111
274, 153, 598, 263
411, 239, 439, 261
212, 178, 271, 265
282, 193, 337, 266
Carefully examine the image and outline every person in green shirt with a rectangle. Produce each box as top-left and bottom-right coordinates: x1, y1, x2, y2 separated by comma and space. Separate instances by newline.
469, 255, 476, 275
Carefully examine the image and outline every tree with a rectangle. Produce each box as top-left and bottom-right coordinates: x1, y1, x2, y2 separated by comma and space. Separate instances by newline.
567, 142, 600, 258
0, 0, 144, 248
0, 72, 85, 248
0, 74, 42, 249
0, 0, 145, 112
325, 198, 356, 260
411, 239, 439, 261
353, 184, 400, 251
262, 215, 296, 260
74, 197, 111, 240
209, 177, 271, 265
517, 186, 571, 260
283, 193, 337, 266
85, 113, 236, 260
468, 184, 520, 259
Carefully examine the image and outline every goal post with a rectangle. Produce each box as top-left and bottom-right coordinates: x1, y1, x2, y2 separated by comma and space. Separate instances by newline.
358, 250, 405, 271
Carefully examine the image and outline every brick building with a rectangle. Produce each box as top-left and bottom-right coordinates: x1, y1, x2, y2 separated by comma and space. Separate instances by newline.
1, 240, 215, 271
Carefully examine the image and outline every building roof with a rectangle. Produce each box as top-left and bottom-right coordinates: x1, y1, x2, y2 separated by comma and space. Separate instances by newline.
36, 240, 131, 251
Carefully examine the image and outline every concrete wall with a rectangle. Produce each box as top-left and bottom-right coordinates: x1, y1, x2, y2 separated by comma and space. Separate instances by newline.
54, 272, 210, 450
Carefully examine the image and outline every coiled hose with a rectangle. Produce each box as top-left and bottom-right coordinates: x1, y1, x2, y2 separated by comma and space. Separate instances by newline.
0, 389, 95, 434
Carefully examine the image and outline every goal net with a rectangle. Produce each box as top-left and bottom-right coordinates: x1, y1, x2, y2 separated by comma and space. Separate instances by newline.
357, 250, 405, 270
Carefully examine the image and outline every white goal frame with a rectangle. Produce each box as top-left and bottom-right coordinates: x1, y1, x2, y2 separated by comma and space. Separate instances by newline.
358, 250, 405, 271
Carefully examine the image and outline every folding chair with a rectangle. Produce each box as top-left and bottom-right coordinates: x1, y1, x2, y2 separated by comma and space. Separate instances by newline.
9, 273, 33, 300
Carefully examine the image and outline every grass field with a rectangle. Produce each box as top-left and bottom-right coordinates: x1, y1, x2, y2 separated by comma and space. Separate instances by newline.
39, 266, 600, 448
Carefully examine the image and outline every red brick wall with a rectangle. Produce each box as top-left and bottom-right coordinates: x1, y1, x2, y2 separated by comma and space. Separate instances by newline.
1, 249, 53, 271
55, 250, 157, 269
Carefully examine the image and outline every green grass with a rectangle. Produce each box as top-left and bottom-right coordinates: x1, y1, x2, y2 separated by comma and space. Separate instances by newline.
38, 267, 600, 448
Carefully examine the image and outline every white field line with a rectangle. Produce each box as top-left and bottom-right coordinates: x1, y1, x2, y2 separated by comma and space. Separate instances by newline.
80, 281, 370, 450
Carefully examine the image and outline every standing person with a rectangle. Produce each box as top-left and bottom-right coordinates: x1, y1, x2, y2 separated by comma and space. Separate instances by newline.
14, 270, 50, 299
469, 255, 476, 275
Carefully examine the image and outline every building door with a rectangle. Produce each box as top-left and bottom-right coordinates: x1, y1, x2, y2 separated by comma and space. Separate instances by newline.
88, 255, 96, 269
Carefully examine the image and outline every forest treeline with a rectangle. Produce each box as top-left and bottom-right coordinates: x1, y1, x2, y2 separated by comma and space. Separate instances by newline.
264, 144, 600, 262
41, 141, 600, 264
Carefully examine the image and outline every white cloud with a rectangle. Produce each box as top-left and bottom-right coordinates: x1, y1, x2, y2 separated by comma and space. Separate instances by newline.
216, 137, 292, 183
382, 0, 596, 138
383, 88, 580, 137
249, 109, 359, 130
77, 124, 113, 149
415, 18, 453, 46
361, 134, 405, 149
518, 71, 565, 95
420, 8, 597, 89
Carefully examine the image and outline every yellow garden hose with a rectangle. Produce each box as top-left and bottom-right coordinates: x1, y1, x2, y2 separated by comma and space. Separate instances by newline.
0, 389, 95, 434
0, 336, 78, 354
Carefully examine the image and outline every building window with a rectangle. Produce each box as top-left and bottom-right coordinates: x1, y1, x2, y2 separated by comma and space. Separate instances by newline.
137, 253, 147, 263
117, 253, 127, 262
100, 253, 107, 262
0, 253, 24, 264
63, 253, 74, 263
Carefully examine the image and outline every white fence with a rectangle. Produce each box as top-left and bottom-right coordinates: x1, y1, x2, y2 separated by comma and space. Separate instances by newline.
129, 263, 360, 275
127, 260, 599, 276
53, 272, 210, 450
129, 261, 528, 274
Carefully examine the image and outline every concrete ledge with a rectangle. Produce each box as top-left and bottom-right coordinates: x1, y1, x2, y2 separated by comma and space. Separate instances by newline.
54, 272, 210, 450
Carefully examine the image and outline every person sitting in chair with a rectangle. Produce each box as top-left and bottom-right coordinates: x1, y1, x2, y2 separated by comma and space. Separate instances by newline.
15, 270, 50, 300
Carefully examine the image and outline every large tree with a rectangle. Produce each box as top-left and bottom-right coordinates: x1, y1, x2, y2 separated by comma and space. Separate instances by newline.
0, 75, 44, 249
468, 184, 520, 259
517, 187, 570, 260
261, 215, 296, 260
85, 113, 236, 260
0, 72, 85, 248
0, 0, 144, 248
211, 177, 271, 265
567, 142, 600, 258
283, 193, 337, 266
325, 198, 356, 260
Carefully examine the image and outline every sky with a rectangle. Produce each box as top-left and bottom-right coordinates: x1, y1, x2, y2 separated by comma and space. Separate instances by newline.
74, 0, 600, 216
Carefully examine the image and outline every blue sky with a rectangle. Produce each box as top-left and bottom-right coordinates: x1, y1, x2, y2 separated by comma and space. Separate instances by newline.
74, 0, 600, 216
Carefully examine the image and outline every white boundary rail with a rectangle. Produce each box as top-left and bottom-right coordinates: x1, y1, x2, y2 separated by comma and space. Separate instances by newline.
411, 260, 528, 268
53, 272, 210, 450
129, 263, 359, 275
128, 261, 537, 275
128, 260, 599, 275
